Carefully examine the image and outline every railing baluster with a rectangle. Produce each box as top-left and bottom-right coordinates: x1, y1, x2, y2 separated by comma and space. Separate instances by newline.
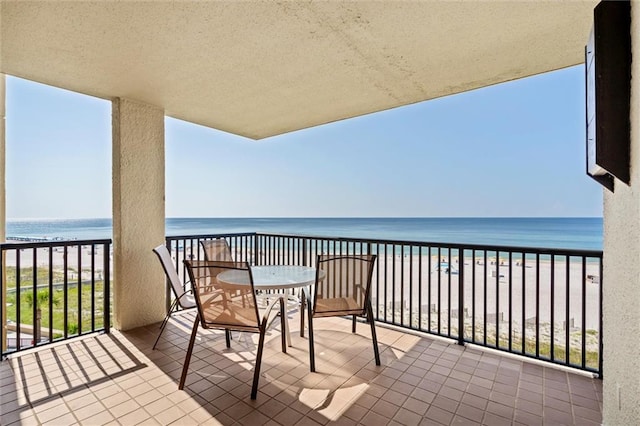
536, 253, 540, 358
447, 247, 451, 337
483, 250, 487, 346
582, 256, 587, 369
77, 244, 82, 335
566, 255, 571, 365
472, 249, 476, 343
458, 247, 464, 345
437, 247, 441, 335
409, 245, 413, 328
16, 250, 21, 351
495, 250, 500, 349
49, 246, 54, 341
32, 248, 37, 346
521, 252, 526, 355
418, 247, 422, 331
400, 244, 404, 327
508, 251, 512, 352
63, 246, 68, 339
550, 254, 555, 361
91, 244, 96, 332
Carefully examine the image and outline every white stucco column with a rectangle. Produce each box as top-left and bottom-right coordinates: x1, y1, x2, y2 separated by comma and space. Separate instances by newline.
0, 74, 6, 351
602, 2, 640, 424
112, 98, 165, 331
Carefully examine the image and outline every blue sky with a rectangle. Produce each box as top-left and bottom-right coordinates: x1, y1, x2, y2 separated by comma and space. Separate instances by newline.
6, 65, 602, 219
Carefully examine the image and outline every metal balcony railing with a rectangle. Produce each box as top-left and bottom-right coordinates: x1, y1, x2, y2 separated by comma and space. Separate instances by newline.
0, 239, 111, 356
166, 232, 603, 376
1, 232, 601, 377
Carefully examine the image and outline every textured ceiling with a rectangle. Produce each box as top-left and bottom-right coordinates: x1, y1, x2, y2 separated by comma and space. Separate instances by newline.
1, 1, 597, 140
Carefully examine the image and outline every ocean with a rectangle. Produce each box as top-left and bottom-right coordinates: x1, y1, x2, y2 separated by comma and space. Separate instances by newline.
6, 217, 603, 251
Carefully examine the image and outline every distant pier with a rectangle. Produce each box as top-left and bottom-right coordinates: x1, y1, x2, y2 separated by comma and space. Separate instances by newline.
6, 236, 69, 242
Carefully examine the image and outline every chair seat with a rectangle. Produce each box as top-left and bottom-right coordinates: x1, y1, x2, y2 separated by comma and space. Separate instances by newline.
201, 305, 261, 330
314, 297, 364, 317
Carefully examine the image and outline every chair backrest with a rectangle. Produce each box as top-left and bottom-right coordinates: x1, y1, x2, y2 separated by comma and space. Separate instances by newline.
152, 244, 196, 309
200, 239, 233, 262
313, 254, 377, 317
184, 259, 261, 332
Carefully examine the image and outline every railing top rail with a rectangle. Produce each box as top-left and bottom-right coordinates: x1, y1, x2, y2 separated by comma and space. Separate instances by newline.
166, 232, 256, 240
0, 238, 112, 250
253, 232, 603, 257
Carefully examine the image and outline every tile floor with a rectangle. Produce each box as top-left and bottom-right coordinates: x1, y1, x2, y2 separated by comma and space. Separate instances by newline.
0, 310, 602, 425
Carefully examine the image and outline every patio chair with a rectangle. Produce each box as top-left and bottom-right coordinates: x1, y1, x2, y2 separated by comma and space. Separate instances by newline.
302, 254, 380, 372
179, 259, 287, 399
151, 244, 197, 350
200, 238, 233, 261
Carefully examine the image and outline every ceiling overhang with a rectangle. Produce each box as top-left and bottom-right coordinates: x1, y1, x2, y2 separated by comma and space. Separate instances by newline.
1, 1, 598, 140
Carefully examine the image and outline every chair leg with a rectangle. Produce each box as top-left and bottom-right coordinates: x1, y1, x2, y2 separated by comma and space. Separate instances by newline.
279, 297, 288, 353
308, 305, 316, 372
352, 314, 357, 333
153, 298, 178, 350
251, 327, 268, 400
367, 301, 381, 366
225, 329, 232, 348
179, 314, 200, 390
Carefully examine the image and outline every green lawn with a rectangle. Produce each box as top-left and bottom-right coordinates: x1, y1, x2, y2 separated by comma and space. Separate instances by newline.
6, 266, 67, 290
5, 265, 109, 338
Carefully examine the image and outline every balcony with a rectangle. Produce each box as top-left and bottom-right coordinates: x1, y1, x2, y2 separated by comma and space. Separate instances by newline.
1, 309, 602, 425
1, 233, 603, 424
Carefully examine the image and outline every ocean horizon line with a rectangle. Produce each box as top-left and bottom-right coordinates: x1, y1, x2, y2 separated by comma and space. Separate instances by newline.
6, 215, 604, 221
5, 217, 603, 251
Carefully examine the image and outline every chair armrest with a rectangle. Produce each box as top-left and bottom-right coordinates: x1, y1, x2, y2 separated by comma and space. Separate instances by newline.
354, 283, 367, 298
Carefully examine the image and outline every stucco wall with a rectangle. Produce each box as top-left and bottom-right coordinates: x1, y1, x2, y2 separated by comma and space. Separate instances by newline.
1, 74, 6, 351
602, 2, 640, 424
112, 98, 166, 330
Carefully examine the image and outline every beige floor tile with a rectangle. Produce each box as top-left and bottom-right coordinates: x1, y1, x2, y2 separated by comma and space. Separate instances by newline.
108, 398, 141, 418
2, 407, 38, 425
73, 401, 106, 421
117, 407, 152, 425
0, 311, 602, 426
153, 405, 188, 425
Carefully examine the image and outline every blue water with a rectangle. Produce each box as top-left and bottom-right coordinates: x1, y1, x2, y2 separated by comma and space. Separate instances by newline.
6, 217, 603, 250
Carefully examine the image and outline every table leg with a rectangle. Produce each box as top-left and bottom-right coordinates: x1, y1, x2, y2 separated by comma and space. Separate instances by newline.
300, 290, 306, 337
284, 297, 292, 347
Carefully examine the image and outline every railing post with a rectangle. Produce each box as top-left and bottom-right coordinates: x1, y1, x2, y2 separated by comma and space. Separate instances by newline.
302, 239, 307, 266
253, 233, 259, 266
165, 238, 173, 313
103, 242, 111, 333
599, 255, 604, 378
457, 247, 465, 346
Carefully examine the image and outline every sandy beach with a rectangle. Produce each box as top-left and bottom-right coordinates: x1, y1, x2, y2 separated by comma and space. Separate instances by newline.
369, 253, 600, 329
